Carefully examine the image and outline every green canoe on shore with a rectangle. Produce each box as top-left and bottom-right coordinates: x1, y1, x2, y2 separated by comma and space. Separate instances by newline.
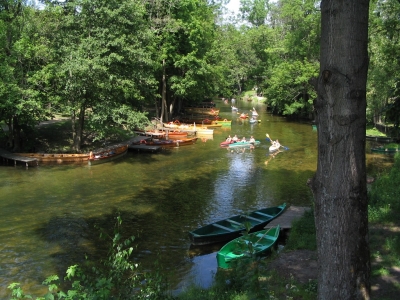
216, 225, 281, 269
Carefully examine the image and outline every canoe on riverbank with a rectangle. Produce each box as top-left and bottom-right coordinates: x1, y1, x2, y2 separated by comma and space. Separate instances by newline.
216, 225, 280, 269
189, 203, 286, 245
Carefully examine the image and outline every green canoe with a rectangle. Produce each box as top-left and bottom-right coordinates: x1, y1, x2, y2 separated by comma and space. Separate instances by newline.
189, 203, 286, 245
217, 225, 281, 269
228, 140, 261, 148
371, 147, 400, 154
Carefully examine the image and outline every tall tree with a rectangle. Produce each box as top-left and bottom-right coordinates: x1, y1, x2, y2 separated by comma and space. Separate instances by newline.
0, 1, 52, 151
146, 0, 217, 121
308, 1, 370, 299
45, 0, 155, 151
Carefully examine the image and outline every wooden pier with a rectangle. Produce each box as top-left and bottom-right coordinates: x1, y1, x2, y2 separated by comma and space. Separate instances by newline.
0, 149, 38, 167
264, 206, 311, 230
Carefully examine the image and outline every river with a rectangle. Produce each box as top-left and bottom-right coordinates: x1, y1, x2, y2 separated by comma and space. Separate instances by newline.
0, 99, 393, 297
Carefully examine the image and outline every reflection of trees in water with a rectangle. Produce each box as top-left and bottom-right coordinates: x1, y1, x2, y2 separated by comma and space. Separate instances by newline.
265, 150, 282, 167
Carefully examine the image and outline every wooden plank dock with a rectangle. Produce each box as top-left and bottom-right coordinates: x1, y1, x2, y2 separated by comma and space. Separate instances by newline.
0, 148, 38, 167
264, 206, 311, 230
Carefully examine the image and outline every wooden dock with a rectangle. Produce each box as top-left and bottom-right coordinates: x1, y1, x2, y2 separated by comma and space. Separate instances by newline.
0, 149, 38, 167
265, 206, 311, 230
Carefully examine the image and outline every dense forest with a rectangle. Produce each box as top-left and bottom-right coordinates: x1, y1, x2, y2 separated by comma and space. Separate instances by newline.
0, 0, 399, 152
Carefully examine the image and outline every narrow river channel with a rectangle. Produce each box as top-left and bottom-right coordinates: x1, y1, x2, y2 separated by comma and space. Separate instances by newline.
0, 99, 394, 297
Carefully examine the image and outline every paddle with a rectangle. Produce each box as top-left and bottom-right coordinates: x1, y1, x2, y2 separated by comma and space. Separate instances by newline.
255, 227, 274, 245
265, 133, 289, 150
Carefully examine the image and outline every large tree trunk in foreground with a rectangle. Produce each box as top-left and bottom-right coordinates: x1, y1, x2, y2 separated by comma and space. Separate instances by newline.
308, 1, 371, 299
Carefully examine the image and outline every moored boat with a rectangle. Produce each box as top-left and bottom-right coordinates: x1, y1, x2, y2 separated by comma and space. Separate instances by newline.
133, 129, 166, 138
216, 225, 280, 269
188, 203, 286, 245
212, 119, 232, 126
88, 145, 129, 166
163, 130, 188, 139
371, 146, 400, 153
14, 152, 90, 163
184, 107, 220, 116
366, 135, 396, 142
134, 137, 198, 148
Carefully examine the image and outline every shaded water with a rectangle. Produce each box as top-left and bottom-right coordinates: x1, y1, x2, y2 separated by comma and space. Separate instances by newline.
0, 100, 394, 297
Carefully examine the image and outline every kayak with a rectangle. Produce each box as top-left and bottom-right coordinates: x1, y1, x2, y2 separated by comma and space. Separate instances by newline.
269, 143, 281, 152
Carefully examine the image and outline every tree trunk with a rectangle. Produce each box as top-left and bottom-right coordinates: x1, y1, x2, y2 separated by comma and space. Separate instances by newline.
161, 58, 167, 122
308, 1, 371, 299
71, 106, 85, 152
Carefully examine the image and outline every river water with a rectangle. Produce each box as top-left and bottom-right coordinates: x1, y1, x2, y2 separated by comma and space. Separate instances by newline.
0, 100, 394, 297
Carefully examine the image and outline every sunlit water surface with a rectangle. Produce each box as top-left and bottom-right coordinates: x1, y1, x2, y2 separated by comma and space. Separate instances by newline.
0, 100, 393, 297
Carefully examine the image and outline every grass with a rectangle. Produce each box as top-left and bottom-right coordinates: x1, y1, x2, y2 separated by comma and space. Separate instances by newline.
366, 124, 389, 137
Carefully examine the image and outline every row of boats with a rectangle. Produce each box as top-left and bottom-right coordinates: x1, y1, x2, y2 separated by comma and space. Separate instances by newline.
189, 203, 286, 269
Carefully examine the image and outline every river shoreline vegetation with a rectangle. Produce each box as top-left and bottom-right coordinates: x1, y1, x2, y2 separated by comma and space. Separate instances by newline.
2, 0, 400, 299
1, 0, 399, 154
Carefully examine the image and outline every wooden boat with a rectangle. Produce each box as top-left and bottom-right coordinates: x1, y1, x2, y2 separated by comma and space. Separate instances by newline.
163, 130, 188, 139
88, 145, 128, 166
371, 146, 400, 153
14, 152, 90, 163
133, 129, 166, 138
204, 123, 222, 129
216, 225, 280, 269
188, 203, 286, 245
180, 117, 218, 125
228, 140, 261, 148
366, 135, 396, 143
134, 137, 198, 148
212, 119, 231, 126
184, 107, 220, 116
193, 124, 214, 135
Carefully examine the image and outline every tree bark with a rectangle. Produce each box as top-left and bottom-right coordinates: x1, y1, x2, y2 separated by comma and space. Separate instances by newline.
308, 1, 371, 299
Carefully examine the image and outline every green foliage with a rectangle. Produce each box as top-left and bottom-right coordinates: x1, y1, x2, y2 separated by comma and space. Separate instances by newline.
367, 0, 400, 125
8, 215, 173, 300
368, 153, 400, 223
285, 209, 316, 251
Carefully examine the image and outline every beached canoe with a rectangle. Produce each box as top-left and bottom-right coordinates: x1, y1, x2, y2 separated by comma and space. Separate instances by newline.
88, 145, 129, 166
216, 225, 280, 269
371, 146, 400, 153
189, 203, 286, 245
